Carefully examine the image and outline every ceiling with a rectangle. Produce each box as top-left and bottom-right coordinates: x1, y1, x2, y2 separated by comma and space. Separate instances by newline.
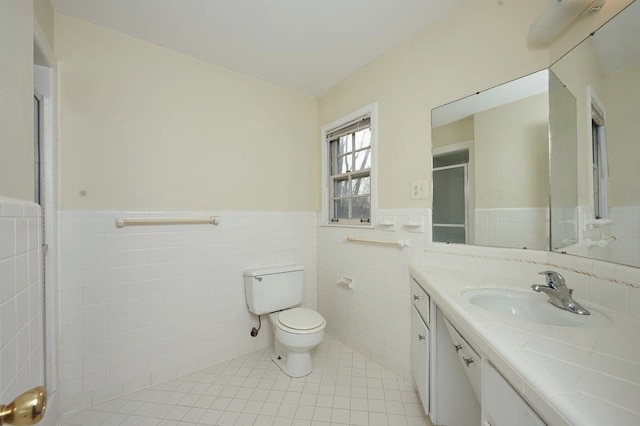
51, 0, 465, 96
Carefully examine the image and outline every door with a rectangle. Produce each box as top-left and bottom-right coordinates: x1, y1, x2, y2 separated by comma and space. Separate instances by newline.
432, 163, 468, 244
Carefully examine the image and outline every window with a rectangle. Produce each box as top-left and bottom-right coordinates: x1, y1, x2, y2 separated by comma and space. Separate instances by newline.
322, 103, 377, 225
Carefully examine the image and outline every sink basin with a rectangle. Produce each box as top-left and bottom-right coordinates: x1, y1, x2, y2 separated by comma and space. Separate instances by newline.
463, 288, 610, 327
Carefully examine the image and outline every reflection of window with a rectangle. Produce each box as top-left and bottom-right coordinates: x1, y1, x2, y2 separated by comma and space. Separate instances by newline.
323, 105, 376, 225
590, 92, 607, 219
34, 93, 43, 205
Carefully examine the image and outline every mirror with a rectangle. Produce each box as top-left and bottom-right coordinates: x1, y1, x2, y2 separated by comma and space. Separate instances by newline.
550, 0, 640, 267
431, 70, 568, 251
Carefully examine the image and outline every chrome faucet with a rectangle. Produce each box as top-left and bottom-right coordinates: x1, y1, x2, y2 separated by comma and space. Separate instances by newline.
531, 271, 590, 315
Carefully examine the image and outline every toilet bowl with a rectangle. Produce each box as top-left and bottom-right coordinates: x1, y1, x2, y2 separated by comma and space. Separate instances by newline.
243, 265, 326, 377
269, 307, 326, 377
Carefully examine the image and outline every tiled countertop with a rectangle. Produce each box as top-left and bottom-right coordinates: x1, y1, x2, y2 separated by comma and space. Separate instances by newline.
409, 265, 640, 426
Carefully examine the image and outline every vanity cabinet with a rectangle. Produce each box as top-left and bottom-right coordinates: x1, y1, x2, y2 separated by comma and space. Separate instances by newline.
482, 362, 545, 426
411, 276, 480, 425
410, 273, 544, 426
410, 278, 430, 413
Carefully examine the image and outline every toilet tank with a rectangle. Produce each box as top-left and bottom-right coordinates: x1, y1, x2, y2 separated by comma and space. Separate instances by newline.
244, 264, 304, 315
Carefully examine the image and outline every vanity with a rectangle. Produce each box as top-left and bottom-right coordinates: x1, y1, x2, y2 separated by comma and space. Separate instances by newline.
416, 2, 640, 424
409, 264, 640, 426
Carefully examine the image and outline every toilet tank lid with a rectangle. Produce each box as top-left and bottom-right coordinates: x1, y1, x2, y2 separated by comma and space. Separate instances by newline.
243, 264, 304, 277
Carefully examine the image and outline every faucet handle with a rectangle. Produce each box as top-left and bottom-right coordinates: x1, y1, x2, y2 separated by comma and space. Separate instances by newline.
538, 270, 566, 289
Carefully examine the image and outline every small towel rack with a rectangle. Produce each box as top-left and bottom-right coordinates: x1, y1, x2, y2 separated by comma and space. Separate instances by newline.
116, 216, 219, 228
586, 234, 617, 248
344, 235, 409, 248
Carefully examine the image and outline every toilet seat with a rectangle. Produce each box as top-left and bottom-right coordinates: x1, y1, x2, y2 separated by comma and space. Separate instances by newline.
276, 308, 326, 334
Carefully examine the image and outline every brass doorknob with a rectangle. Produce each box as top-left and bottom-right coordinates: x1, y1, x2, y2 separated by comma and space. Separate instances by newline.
0, 386, 47, 425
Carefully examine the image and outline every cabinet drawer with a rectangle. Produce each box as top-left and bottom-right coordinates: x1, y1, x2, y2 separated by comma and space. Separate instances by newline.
483, 362, 545, 426
411, 307, 429, 414
443, 318, 481, 401
411, 277, 430, 324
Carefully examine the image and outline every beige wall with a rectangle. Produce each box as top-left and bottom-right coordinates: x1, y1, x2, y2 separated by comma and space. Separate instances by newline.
56, 13, 318, 211
548, 0, 635, 64
318, 0, 632, 210
604, 65, 640, 206
34, 0, 54, 47
0, 0, 34, 201
474, 93, 549, 208
551, 39, 604, 207
431, 116, 473, 148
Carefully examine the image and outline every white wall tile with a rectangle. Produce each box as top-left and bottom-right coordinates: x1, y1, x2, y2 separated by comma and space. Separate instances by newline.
57, 209, 317, 414
317, 209, 425, 384
0, 197, 44, 407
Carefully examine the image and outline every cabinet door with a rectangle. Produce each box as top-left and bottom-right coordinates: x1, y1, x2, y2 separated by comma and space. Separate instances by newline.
482, 362, 545, 426
411, 307, 429, 414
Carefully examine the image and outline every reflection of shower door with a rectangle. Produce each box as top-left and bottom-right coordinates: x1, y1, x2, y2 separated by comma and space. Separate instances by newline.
433, 164, 468, 244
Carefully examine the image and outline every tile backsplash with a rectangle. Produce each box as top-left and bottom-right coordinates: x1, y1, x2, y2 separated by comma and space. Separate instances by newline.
317, 209, 427, 384
0, 197, 44, 408
475, 207, 548, 250
57, 210, 317, 414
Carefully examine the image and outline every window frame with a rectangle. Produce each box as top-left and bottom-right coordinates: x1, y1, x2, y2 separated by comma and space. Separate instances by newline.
321, 102, 378, 227
587, 86, 608, 220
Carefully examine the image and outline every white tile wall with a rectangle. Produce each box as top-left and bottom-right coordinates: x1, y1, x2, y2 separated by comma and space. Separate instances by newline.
610, 207, 640, 267
55, 205, 640, 420
475, 208, 548, 250
57, 210, 317, 414
0, 196, 44, 408
317, 209, 427, 385
423, 235, 640, 319
563, 206, 640, 268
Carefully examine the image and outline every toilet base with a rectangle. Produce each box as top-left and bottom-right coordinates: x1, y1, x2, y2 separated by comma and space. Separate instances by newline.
271, 350, 313, 378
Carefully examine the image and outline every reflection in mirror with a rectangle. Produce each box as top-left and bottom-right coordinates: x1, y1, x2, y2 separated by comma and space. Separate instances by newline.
431, 71, 551, 250
549, 70, 579, 251
550, 0, 640, 267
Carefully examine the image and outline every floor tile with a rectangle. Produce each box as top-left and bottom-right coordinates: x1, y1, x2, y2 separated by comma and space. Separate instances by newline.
58, 336, 433, 426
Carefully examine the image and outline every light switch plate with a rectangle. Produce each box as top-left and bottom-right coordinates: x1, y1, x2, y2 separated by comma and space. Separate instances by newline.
411, 180, 428, 200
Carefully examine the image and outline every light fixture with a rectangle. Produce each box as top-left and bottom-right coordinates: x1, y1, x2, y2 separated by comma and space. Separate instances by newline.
529, 0, 607, 44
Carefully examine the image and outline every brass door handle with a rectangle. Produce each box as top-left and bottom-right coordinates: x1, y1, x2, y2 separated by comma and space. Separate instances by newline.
0, 386, 46, 425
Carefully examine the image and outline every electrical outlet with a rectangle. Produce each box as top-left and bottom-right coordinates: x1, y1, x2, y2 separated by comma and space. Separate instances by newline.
411, 180, 428, 200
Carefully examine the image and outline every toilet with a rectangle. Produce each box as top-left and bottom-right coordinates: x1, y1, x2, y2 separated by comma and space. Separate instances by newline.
244, 265, 326, 377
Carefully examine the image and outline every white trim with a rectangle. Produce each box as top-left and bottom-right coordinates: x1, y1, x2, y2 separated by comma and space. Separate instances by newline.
432, 140, 472, 156
34, 19, 58, 397
586, 85, 608, 221
321, 102, 378, 227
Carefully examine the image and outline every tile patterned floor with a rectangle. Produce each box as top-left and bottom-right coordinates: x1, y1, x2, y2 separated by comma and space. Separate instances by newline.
59, 336, 433, 426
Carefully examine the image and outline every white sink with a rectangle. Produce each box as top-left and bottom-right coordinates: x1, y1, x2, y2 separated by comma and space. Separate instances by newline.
463, 288, 610, 327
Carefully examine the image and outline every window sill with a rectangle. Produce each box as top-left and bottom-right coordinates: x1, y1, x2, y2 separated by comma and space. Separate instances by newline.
320, 223, 375, 229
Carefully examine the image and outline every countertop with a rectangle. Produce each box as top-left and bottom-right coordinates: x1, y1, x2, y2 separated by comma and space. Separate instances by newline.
409, 265, 640, 426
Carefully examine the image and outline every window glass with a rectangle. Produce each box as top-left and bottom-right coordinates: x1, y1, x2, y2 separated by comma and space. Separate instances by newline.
352, 176, 370, 196
351, 197, 371, 219
354, 150, 371, 171
334, 178, 350, 197
354, 129, 371, 150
